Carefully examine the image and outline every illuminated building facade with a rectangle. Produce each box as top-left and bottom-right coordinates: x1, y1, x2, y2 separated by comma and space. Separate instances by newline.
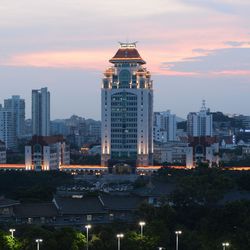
25, 135, 70, 171
101, 42, 153, 168
186, 136, 219, 168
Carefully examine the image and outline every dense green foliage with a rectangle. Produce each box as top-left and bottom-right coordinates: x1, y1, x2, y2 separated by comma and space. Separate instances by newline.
1, 198, 250, 250
0, 171, 73, 201
169, 168, 234, 206
1, 169, 250, 249
0, 227, 86, 250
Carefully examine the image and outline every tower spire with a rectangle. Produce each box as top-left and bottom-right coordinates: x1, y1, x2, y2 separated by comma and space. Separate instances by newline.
201, 99, 207, 111
118, 41, 138, 48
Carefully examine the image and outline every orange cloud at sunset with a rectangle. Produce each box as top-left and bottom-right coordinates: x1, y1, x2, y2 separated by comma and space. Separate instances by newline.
2, 50, 113, 70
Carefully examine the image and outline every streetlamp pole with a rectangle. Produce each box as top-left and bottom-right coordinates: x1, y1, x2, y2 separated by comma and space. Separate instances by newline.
139, 221, 146, 237
116, 234, 124, 250
85, 224, 91, 250
222, 242, 230, 250
9, 229, 15, 238
35, 239, 43, 250
175, 231, 182, 250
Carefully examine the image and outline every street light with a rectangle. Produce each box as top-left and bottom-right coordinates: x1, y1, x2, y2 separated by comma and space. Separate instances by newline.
158, 247, 166, 250
35, 239, 43, 250
116, 233, 124, 250
85, 224, 92, 250
139, 221, 146, 237
175, 230, 182, 250
222, 242, 230, 250
9, 228, 15, 238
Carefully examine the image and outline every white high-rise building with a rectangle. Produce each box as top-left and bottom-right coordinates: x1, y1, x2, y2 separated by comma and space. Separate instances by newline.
32, 87, 50, 136
4, 95, 25, 138
187, 100, 213, 137
0, 107, 16, 149
153, 110, 177, 142
101, 42, 153, 167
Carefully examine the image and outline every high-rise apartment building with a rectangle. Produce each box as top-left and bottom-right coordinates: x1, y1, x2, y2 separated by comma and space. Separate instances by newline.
4, 95, 25, 138
153, 110, 177, 143
0, 95, 25, 149
0, 107, 16, 149
32, 87, 50, 136
101, 42, 153, 168
187, 101, 213, 137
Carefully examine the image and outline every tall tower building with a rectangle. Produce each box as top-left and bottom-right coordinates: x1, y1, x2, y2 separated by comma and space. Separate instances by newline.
4, 95, 25, 138
32, 87, 50, 136
187, 100, 213, 137
101, 42, 153, 168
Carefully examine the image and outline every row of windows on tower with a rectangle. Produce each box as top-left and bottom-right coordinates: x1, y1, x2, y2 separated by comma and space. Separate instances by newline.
111, 123, 137, 128
103, 80, 150, 89
111, 118, 137, 123
104, 90, 145, 96
111, 96, 137, 101
111, 102, 137, 106
110, 82, 149, 89
114, 63, 139, 67
111, 144, 137, 149
111, 107, 138, 112
111, 139, 137, 144
104, 92, 144, 101
111, 113, 137, 117
110, 129, 137, 133
111, 134, 137, 138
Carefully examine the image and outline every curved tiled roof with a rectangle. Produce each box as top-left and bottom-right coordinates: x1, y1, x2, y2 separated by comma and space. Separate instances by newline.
109, 48, 146, 64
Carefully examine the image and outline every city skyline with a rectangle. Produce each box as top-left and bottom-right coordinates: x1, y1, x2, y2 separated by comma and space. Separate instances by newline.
1, 0, 250, 119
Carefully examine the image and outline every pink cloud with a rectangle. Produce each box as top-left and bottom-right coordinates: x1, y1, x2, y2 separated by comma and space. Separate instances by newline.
1, 50, 114, 70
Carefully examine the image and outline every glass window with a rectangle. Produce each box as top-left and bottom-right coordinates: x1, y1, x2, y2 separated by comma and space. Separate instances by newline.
119, 70, 131, 88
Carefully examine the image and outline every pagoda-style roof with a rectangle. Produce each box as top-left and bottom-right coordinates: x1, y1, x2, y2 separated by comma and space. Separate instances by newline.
109, 42, 146, 64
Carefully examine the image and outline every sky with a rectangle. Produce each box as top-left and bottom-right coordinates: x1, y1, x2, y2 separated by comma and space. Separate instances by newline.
0, 0, 250, 120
